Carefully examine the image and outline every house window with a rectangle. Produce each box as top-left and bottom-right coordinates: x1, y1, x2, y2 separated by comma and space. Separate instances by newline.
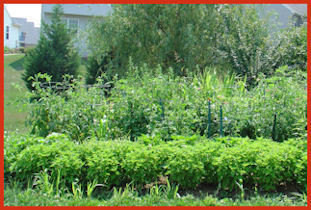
20, 32, 26, 41
62, 18, 79, 34
6, 26, 9, 40
68, 19, 79, 31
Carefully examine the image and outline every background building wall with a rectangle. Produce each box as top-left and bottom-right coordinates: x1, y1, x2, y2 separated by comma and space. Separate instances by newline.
4, 7, 20, 48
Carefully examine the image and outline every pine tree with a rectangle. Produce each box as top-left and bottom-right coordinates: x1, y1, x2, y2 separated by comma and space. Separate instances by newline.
23, 5, 80, 91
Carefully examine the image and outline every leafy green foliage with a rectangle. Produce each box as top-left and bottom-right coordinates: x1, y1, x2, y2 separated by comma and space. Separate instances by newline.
271, 24, 307, 71
22, 5, 79, 91
218, 5, 275, 86
85, 51, 115, 85
24, 73, 109, 142
23, 65, 306, 142
213, 138, 305, 191
87, 5, 306, 86
7, 134, 306, 192
10, 135, 75, 183
88, 4, 276, 82
4, 132, 68, 181
5, 5, 307, 206
82, 140, 136, 188
166, 146, 205, 188
88, 5, 220, 75
222, 67, 307, 141
122, 146, 164, 185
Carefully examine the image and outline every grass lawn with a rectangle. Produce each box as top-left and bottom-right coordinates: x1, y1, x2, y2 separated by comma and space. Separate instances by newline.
4, 54, 28, 134
4, 183, 307, 206
4, 54, 87, 134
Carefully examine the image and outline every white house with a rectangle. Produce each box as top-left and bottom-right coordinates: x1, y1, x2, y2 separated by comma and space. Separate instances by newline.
4, 6, 20, 49
12, 17, 40, 47
41, 4, 112, 57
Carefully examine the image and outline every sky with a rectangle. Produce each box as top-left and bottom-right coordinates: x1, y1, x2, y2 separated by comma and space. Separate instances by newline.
5, 4, 42, 27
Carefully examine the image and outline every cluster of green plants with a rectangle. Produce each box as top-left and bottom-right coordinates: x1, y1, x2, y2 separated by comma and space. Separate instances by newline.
23, 5, 80, 91
272, 23, 307, 71
5, 4, 307, 207
5, 132, 307, 193
87, 5, 307, 86
4, 46, 31, 54
17, 5, 306, 143
23, 64, 306, 142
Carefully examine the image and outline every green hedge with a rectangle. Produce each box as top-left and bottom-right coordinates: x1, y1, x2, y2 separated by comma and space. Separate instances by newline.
6, 134, 306, 192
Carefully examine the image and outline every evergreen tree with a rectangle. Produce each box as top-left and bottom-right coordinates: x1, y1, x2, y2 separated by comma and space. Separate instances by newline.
23, 5, 80, 91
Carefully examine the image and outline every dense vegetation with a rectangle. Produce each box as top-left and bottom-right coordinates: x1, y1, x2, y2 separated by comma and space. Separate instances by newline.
87, 5, 307, 86
24, 65, 306, 142
5, 65, 307, 205
5, 4, 307, 206
5, 133, 306, 192
23, 5, 79, 91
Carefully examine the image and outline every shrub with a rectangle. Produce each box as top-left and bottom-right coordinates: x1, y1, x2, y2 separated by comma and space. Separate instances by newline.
122, 145, 164, 185
82, 140, 136, 188
4, 132, 68, 180
24, 74, 109, 142
7, 135, 307, 192
165, 146, 205, 188
85, 50, 115, 85
24, 46, 36, 56
22, 5, 79, 91
223, 66, 307, 141
10, 137, 75, 183
4, 46, 11, 54
272, 24, 307, 71
218, 5, 275, 86
50, 144, 84, 186
213, 138, 304, 191
18, 47, 25, 53
294, 152, 307, 190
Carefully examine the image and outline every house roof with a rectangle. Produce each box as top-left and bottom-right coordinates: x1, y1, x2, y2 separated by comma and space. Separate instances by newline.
42, 4, 112, 17
283, 4, 307, 16
12, 17, 36, 28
